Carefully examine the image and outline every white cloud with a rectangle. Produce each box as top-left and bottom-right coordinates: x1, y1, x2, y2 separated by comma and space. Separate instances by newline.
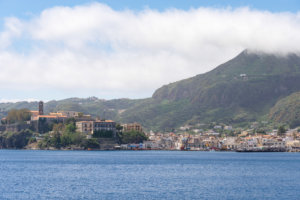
0, 3, 300, 100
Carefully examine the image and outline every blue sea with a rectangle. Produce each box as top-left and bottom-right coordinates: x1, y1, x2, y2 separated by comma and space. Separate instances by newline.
0, 150, 299, 200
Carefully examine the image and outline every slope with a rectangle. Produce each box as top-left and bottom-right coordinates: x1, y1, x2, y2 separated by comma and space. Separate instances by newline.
269, 91, 300, 128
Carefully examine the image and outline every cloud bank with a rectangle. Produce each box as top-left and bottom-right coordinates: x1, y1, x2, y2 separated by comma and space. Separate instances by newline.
0, 3, 300, 100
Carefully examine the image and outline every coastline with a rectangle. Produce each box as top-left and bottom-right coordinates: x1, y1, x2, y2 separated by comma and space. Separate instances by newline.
2, 146, 298, 152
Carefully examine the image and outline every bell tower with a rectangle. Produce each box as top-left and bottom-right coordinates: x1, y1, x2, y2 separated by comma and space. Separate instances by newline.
38, 101, 44, 115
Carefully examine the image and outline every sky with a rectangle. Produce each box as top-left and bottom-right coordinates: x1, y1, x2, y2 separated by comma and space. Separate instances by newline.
0, 0, 300, 102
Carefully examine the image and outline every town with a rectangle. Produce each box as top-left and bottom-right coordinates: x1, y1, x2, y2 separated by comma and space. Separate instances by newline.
0, 101, 300, 152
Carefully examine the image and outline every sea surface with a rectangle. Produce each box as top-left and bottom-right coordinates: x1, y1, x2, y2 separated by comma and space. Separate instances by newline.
0, 150, 299, 200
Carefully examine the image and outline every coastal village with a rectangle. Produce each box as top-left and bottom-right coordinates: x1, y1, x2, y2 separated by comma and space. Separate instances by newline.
0, 101, 300, 152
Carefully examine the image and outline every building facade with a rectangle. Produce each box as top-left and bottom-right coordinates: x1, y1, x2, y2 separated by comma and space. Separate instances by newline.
76, 120, 116, 137
76, 121, 93, 135
123, 122, 143, 132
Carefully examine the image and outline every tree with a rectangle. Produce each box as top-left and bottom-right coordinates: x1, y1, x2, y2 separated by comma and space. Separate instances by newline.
0, 129, 33, 149
66, 117, 76, 125
277, 125, 286, 136
51, 132, 61, 148
93, 130, 113, 138
52, 123, 64, 133
60, 131, 84, 147
60, 133, 72, 147
120, 130, 148, 144
39, 134, 52, 148
82, 138, 100, 149
6, 109, 31, 124
116, 123, 123, 131
64, 123, 76, 133
256, 128, 266, 134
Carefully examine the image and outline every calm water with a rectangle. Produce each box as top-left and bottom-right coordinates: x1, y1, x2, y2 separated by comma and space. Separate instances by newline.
0, 150, 299, 200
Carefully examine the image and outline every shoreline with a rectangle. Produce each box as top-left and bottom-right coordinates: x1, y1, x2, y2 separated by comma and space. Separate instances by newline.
1, 147, 299, 152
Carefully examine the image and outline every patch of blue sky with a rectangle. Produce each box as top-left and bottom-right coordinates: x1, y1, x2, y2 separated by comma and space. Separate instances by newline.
86, 40, 115, 54
6, 38, 35, 55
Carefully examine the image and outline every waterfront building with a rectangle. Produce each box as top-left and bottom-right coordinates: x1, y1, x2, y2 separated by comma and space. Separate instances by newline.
123, 122, 143, 132
222, 137, 238, 150
76, 121, 93, 135
94, 120, 116, 134
76, 120, 116, 137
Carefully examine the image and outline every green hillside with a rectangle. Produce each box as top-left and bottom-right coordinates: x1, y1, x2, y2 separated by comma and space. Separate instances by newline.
269, 92, 300, 128
0, 97, 142, 122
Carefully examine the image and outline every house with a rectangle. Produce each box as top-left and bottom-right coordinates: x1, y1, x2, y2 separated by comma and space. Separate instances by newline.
222, 137, 238, 150
224, 126, 233, 130
213, 125, 222, 129
123, 122, 143, 132
76, 121, 93, 135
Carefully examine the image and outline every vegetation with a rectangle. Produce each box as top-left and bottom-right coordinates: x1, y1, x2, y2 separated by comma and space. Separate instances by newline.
81, 138, 100, 149
269, 92, 300, 128
37, 121, 85, 149
38, 118, 52, 133
0, 129, 33, 149
119, 130, 148, 144
277, 125, 287, 136
93, 130, 113, 138
2, 109, 31, 124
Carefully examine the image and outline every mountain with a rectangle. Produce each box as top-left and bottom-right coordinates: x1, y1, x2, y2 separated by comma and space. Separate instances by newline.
120, 50, 300, 130
1, 50, 300, 130
269, 91, 300, 128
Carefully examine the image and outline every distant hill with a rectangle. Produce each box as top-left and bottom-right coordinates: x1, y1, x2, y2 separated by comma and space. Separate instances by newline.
0, 97, 143, 122
1, 50, 300, 131
269, 91, 300, 128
